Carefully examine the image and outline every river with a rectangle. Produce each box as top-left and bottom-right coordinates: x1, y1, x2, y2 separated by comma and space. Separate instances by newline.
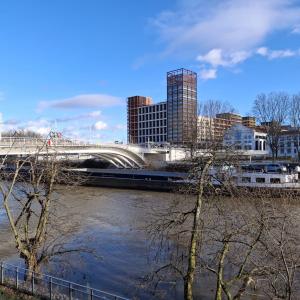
0, 186, 206, 299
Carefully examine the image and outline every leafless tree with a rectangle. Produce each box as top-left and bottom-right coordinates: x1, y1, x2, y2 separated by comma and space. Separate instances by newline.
253, 92, 289, 160
289, 93, 300, 159
146, 136, 242, 300
1, 129, 43, 138
0, 145, 87, 278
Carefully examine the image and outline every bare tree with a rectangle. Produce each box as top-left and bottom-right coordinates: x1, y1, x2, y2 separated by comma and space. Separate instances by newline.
289, 93, 300, 159
146, 138, 242, 300
197, 99, 237, 149
253, 92, 289, 160
1, 129, 43, 138
0, 146, 87, 278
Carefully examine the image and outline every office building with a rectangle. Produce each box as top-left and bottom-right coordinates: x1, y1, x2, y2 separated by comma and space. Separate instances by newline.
138, 102, 167, 144
127, 96, 152, 144
167, 68, 197, 144
127, 68, 198, 145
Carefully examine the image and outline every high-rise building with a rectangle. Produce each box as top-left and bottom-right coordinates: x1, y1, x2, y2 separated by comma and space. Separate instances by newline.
167, 68, 197, 144
137, 102, 167, 144
127, 96, 152, 144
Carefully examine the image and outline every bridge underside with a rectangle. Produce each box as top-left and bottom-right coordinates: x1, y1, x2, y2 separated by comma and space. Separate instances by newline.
0, 147, 146, 169
92, 153, 141, 168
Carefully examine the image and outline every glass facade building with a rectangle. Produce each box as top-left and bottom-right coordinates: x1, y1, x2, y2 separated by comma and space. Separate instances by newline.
167, 68, 197, 145
138, 102, 167, 144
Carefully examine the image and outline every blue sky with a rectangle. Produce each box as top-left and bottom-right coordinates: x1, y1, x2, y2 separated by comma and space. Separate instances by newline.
1, 0, 300, 142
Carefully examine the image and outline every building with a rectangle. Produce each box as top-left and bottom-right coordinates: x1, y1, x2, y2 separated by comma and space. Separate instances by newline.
278, 129, 300, 158
167, 68, 197, 145
138, 102, 167, 144
127, 68, 198, 146
212, 113, 242, 141
242, 116, 256, 128
223, 124, 267, 153
198, 116, 214, 142
198, 113, 257, 142
127, 96, 152, 144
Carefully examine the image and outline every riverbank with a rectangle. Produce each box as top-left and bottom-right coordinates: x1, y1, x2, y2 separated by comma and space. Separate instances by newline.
0, 286, 40, 300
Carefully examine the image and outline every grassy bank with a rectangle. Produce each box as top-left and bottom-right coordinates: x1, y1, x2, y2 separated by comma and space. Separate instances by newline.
0, 286, 40, 300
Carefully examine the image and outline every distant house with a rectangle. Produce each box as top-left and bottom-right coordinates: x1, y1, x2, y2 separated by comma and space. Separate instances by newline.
223, 124, 268, 155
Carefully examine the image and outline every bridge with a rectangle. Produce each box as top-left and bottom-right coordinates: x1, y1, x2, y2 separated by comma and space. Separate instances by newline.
0, 137, 165, 169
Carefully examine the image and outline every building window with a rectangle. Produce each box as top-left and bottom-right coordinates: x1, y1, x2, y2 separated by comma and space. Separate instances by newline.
256, 177, 265, 183
270, 178, 281, 184
241, 177, 251, 183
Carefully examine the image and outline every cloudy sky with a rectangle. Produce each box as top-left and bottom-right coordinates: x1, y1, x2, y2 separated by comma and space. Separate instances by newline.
0, 0, 300, 142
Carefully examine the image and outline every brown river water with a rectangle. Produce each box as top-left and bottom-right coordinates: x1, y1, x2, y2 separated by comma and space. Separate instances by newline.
0, 186, 204, 299
1, 185, 280, 299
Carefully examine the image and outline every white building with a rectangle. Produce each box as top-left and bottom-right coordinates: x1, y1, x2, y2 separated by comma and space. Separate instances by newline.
197, 116, 214, 142
223, 124, 268, 155
138, 102, 167, 144
278, 130, 300, 158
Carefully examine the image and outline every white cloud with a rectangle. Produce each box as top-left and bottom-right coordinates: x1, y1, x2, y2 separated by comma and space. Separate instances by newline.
93, 121, 108, 130
256, 46, 298, 59
37, 94, 123, 111
114, 124, 127, 130
199, 68, 217, 80
152, 0, 300, 78
23, 119, 52, 135
256, 47, 268, 56
153, 0, 300, 54
55, 110, 102, 122
197, 49, 251, 67
292, 24, 300, 33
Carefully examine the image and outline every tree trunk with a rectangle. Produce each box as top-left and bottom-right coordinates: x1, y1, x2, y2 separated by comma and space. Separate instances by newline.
24, 254, 39, 281
215, 242, 229, 300
184, 159, 212, 300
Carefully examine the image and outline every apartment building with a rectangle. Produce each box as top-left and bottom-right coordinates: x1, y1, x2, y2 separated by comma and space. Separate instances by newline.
278, 129, 300, 158
137, 102, 167, 144
198, 113, 257, 141
127, 96, 152, 144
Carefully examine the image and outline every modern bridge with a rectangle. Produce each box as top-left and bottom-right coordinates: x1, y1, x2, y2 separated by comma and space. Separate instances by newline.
0, 137, 167, 169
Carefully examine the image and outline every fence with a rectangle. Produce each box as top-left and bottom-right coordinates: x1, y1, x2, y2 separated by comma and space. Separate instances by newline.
0, 262, 129, 300
0, 137, 94, 148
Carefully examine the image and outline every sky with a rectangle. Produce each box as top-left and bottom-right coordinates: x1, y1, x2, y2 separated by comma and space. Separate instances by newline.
0, 0, 300, 142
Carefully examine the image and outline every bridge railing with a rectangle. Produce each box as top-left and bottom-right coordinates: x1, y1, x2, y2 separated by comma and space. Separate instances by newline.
0, 262, 129, 300
0, 137, 95, 148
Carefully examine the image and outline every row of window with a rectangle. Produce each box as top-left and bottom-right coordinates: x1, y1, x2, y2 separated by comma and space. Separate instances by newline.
279, 148, 298, 155
139, 128, 167, 135
279, 135, 300, 141
138, 135, 167, 143
138, 112, 167, 121
139, 120, 167, 128
139, 104, 167, 114
241, 177, 281, 184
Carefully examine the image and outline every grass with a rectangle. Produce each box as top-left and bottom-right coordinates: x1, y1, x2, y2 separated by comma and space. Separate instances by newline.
0, 286, 40, 300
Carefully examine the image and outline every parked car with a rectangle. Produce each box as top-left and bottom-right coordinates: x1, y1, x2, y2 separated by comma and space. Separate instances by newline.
265, 164, 287, 173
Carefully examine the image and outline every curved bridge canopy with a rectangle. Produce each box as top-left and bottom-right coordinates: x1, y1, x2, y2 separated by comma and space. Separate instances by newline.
0, 143, 146, 169
85, 146, 145, 168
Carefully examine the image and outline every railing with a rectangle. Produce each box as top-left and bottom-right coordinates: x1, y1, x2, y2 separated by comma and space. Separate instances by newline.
0, 262, 129, 300
0, 137, 95, 148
